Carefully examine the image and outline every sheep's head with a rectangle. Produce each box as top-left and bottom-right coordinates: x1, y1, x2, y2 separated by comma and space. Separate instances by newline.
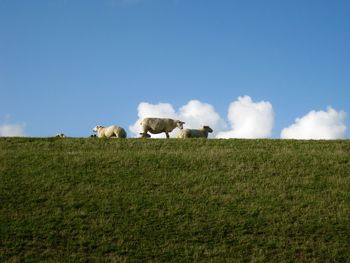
92, 125, 103, 133
176, 120, 185, 129
203, 126, 213, 133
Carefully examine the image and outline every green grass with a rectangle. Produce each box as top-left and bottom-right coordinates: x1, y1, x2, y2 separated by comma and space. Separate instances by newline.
1, 138, 350, 262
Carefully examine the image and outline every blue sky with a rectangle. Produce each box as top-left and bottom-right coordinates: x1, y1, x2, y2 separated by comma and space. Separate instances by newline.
1, 0, 349, 138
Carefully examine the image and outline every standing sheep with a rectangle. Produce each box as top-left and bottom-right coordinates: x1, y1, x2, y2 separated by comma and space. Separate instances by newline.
176, 126, 213, 139
92, 125, 127, 138
140, 118, 185, 138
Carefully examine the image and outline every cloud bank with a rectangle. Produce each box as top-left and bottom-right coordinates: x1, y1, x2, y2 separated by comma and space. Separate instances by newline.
129, 97, 347, 139
0, 123, 26, 137
216, 96, 274, 139
129, 97, 274, 139
178, 100, 227, 132
129, 100, 226, 138
281, 107, 347, 140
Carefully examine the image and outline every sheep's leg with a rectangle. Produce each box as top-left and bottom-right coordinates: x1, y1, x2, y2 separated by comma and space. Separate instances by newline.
165, 132, 170, 139
140, 132, 150, 138
139, 127, 147, 138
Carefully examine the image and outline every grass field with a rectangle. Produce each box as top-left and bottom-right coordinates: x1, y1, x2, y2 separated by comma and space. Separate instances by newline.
1, 138, 350, 262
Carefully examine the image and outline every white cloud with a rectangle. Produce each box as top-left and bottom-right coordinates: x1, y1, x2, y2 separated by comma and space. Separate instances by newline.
0, 123, 26, 137
216, 96, 274, 139
281, 107, 347, 140
178, 100, 227, 137
129, 100, 226, 138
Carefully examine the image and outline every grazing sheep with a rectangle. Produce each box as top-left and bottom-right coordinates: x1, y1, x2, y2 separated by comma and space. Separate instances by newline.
55, 133, 66, 138
140, 118, 185, 138
92, 125, 127, 138
176, 126, 213, 139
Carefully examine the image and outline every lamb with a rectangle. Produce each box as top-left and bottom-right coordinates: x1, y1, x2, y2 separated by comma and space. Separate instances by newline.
176, 126, 213, 139
92, 125, 127, 138
140, 118, 185, 138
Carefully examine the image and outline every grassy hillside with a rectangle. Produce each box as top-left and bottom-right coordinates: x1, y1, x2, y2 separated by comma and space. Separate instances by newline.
1, 138, 350, 262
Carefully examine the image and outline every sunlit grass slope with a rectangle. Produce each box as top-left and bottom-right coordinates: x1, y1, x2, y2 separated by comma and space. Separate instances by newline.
1, 138, 350, 262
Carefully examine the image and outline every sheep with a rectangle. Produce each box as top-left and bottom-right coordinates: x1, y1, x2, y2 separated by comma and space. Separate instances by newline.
140, 118, 185, 138
176, 126, 213, 139
55, 133, 66, 138
92, 125, 127, 138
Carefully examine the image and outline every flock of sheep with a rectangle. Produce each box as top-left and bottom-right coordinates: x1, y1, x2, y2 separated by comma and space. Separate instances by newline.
55, 118, 213, 139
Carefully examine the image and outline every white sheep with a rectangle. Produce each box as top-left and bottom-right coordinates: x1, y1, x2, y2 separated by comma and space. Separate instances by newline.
92, 125, 127, 138
176, 126, 213, 139
55, 133, 66, 138
140, 118, 185, 138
